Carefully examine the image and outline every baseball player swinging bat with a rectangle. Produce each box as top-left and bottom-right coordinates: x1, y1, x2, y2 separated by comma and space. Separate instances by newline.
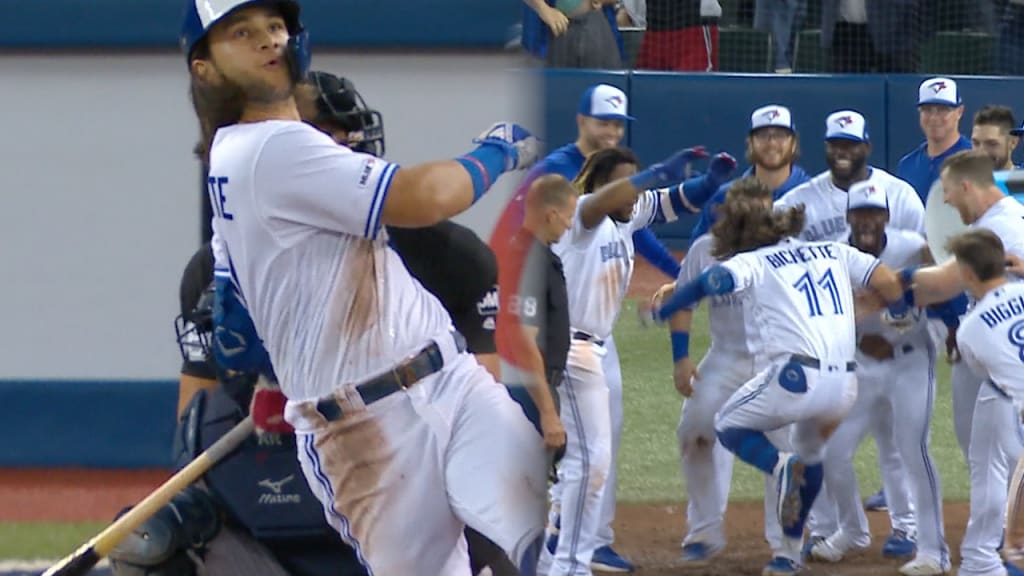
42, 416, 255, 576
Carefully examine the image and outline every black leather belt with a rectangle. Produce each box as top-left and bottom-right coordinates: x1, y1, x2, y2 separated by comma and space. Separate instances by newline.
790, 354, 857, 373
572, 330, 604, 346
316, 332, 466, 422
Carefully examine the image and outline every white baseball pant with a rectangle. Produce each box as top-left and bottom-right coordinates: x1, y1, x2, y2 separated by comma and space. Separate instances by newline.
821, 341, 947, 564
596, 335, 623, 550
960, 380, 1024, 576
677, 348, 787, 550
289, 350, 549, 576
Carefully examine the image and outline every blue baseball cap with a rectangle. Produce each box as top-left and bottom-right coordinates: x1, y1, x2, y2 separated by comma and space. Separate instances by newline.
750, 104, 796, 133
918, 77, 962, 107
578, 84, 635, 121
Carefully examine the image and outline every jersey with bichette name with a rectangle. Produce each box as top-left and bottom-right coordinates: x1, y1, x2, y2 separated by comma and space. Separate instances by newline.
207, 120, 454, 403
957, 282, 1024, 403
676, 233, 762, 359
847, 229, 930, 349
774, 168, 925, 241
720, 238, 881, 362
555, 188, 679, 340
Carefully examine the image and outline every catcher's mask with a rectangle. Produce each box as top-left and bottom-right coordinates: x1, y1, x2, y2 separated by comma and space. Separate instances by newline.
309, 70, 386, 158
175, 282, 215, 365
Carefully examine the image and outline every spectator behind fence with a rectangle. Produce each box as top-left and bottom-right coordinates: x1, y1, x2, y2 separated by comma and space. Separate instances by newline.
617, 0, 645, 27
754, 0, 807, 73
635, 0, 722, 72
998, 0, 1024, 75
822, 0, 927, 73
522, 0, 625, 69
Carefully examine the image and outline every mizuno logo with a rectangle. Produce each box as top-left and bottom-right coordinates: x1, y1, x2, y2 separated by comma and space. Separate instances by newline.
259, 474, 295, 494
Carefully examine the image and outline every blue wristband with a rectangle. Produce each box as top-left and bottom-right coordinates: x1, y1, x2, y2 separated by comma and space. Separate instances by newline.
668, 183, 687, 215
455, 143, 508, 202
671, 331, 690, 362
900, 266, 918, 288
628, 168, 661, 191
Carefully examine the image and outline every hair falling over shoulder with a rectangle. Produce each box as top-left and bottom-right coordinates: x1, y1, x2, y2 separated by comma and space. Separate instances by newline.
711, 199, 806, 260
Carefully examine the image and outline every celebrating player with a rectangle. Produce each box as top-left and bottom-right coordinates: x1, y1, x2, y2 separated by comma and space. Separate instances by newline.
899, 150, 1024, 576
646, 185, 908, 575
945, 230, 1024, 572
535, 145, 708, 575
180, 1, 550, 573
809, 180, 949, 576
971, 105, 1020, 172
897, 77, 971, 205
689, 104, 811, 241
655, 178, 791, 564
491, 82, 736, 572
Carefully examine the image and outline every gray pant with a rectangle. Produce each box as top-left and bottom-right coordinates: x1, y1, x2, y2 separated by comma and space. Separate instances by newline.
753, 0, 806, 70
546, 9, 623, 69
200, 523, 292, 576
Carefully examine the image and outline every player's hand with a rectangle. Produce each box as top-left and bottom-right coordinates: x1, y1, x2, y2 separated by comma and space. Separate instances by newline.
651, 282, 677, 309
706, 152, 738, 186
1008, 254, 1024, 278
636, 300, 663, 328
474, 122, 542, 172
540, 5, 569, 37
540, 410, 567, 451
674, 358, 698, 397
880, 299, 914, 333
250, 375, 294, 435
634, 146, 710, 190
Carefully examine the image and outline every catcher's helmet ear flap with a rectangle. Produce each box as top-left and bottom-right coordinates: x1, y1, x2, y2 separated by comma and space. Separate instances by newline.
308, 70, 386, 158
174, 282, 215, 365
180, 0, 310, 83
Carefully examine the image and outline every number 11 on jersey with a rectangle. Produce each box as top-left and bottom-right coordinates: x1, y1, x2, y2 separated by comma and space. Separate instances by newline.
793, 269, 844, 318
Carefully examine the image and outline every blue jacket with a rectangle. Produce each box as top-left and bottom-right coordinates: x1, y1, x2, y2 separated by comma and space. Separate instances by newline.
896, 135, 972, 206
689, 164, 812, 244
521, 2, 625, 61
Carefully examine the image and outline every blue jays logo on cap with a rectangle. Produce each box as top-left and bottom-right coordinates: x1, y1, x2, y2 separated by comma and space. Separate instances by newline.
918, 77, 961, 107
825, 110, 869, 143
605, 94, 624, 108
927, 80, 947, 94
579, 84, 635, 121
835, 115, 854, 128
749, 104, 794, 133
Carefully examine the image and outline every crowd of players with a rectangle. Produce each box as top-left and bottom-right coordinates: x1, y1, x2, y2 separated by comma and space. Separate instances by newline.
104, 1, 1024, 574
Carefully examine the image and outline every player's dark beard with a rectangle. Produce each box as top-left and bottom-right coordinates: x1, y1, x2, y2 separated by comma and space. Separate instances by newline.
190, 73, 247, 169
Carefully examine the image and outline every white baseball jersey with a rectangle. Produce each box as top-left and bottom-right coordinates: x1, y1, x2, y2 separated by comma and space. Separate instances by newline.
676, 233, 761, 357
957, 282, 1024, 403
775, 168, 925, 241
972, 196, 1024, 259
207, 120, 454, 402
720, 237, 881, 362
850, 229, 930, 349
555, 189, 678, 339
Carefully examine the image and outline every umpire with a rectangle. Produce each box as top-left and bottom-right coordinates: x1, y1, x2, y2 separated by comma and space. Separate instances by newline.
496, 173, 575, 452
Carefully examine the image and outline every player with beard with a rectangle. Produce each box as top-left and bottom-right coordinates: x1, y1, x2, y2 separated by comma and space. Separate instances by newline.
690, 104, 811, 241
774, 110, 925, 560
971, 105, 1020, 172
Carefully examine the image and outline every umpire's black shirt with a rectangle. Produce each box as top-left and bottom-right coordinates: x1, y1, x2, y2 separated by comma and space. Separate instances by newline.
386, 221, 498, 354
504, 228, 570, 383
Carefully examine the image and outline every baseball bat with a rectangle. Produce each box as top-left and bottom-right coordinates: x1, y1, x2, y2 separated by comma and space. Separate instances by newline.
41, 415, 255, 576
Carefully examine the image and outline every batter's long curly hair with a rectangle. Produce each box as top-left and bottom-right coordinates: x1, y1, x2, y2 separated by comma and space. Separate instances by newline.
573, 147, 640, 194
711, 178, 805, 260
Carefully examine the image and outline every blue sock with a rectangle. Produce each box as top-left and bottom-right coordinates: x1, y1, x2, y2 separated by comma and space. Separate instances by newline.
717, 427, 779, 475
790, 462, 824, 538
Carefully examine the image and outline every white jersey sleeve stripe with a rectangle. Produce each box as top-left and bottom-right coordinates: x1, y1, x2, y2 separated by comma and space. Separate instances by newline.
364, 163, 398, 240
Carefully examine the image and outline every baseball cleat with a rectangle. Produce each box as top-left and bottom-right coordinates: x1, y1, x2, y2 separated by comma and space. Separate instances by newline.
811, 531, 865, 563
883, 529, 917, 559
773, 453, 806, 534
681, 541, 724, 562
801, 536, 825, 561
763, 556, 802, 575
864, 488, 888, 511
590, 545, 635, 573
898, 556, 951, 575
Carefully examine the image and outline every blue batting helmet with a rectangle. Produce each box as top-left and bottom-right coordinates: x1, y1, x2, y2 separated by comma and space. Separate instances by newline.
180, 0, 310, 81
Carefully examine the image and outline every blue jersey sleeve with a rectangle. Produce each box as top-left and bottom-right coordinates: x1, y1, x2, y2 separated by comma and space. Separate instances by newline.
633, 228, 681, 278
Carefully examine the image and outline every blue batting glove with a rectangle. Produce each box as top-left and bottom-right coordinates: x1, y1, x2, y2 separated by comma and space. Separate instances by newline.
707, 152, 738, 186
630, 146, 709, 191
473, 122, 542, 171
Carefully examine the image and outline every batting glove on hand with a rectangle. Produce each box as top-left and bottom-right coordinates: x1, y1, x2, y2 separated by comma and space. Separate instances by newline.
880, 301, 915, 334
631, 146, 709, 190
474, 122, 542, 171
250, 375, 294, 436
707, 152, 738, 185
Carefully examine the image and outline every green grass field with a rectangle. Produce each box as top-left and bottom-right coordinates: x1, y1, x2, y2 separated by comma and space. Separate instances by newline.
0, 304, 968, 559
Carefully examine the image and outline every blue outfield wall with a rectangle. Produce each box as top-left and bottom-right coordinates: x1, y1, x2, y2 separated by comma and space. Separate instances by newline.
543, 71, 1024, 247
4, 0, 520, 49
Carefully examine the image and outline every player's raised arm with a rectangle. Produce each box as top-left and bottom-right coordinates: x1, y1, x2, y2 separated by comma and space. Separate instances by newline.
382, 123, 540, 228
578, 146, 709, 229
